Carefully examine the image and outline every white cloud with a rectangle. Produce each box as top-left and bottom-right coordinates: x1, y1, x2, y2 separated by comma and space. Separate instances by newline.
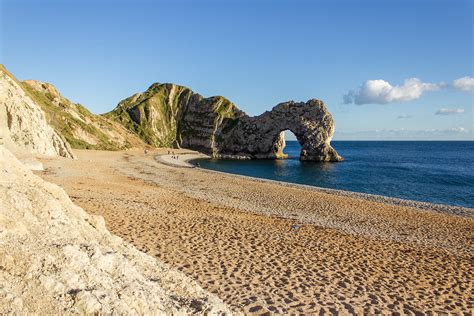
344, 78, 443, 105
435, 108, 465, 115
397, 114, 412, 119
453, 76, 474, 92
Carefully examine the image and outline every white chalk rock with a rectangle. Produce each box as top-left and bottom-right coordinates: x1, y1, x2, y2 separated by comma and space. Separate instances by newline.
0, 146, 231, 314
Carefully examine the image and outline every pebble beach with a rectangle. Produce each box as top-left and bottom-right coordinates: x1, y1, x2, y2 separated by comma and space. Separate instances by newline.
38, 148, 474, 314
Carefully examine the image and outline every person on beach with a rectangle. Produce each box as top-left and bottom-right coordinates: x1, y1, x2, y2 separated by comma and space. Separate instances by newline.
144, 148, 148, 155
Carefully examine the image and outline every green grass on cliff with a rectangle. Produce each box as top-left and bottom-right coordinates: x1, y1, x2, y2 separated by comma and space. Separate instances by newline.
105, 83, 245, 149
106, 84, 188, 148
3, 64, 244, 152
21, 82, 127, 150
105, 106, 160, 146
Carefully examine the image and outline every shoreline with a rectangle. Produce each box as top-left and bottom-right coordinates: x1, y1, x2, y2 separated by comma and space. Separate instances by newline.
155, 153, 473, 218
154, 152, 210, 168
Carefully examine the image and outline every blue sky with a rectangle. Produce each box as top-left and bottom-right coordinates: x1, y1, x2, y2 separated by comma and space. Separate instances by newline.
1, 0, 473, 140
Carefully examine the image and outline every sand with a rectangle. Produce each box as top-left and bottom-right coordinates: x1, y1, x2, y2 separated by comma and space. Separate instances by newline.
155, 152, 209, 168
37, 148, 474, 314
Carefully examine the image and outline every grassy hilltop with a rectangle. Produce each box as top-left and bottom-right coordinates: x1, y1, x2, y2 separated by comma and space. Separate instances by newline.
21, 80, 145, 150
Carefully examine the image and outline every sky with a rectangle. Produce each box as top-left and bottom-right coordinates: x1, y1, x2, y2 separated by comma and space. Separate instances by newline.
1, 0, 473, 140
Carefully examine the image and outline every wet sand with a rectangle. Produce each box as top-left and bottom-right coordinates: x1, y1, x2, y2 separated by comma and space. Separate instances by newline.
37, 149, 474, 314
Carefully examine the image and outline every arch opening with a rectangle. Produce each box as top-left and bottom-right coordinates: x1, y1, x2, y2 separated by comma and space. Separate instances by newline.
274, 129, 303, 159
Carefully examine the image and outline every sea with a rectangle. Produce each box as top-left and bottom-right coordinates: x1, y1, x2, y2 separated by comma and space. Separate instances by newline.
194, 141, 474, 208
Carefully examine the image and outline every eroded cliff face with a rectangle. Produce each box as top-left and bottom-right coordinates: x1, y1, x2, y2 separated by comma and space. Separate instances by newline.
21, 80, 146, 150
112, 83, 342, 162
0, 65, 74, 158
106, 83, 244, 149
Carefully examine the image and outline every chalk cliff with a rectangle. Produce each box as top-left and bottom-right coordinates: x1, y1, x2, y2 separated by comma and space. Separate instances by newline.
109, 83, 342, 161
0, 65, 74, 158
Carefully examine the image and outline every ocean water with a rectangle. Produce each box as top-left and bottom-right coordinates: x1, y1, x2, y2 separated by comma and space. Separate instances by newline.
195, 141, 474, 208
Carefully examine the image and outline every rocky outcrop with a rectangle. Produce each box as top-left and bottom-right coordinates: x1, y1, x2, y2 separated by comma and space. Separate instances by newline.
0, 65, 74, 158
22, 79, 146, 150
215, 100, 343, 161
0, 145, 230, 314
111, 83, 342, 161
106, 83, 245, 150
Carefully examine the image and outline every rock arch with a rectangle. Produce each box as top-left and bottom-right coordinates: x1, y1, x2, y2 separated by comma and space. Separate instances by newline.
213, 99, 343, 162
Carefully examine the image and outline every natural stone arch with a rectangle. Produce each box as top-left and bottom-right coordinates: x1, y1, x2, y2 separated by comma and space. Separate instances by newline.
213, 99, 343, 162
